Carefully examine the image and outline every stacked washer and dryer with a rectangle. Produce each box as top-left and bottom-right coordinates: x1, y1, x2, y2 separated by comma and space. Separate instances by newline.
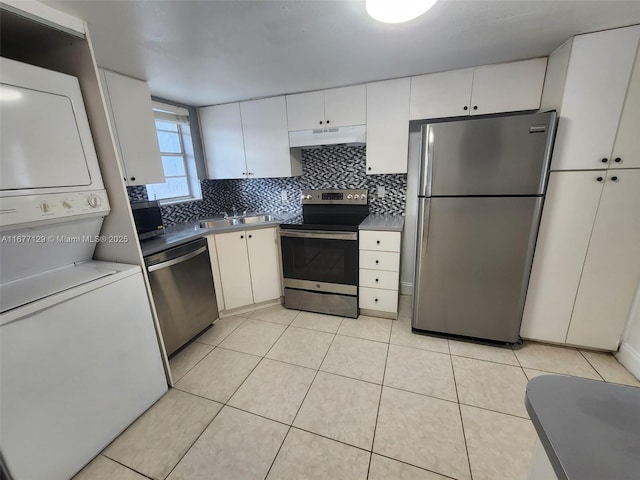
0, 58, 167, 479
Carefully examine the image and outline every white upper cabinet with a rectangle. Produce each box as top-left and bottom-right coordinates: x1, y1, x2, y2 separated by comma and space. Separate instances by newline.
100, 69, 164, 186
410, 68, 473, 120
323, 85, 366, 127
199, 103, 246, 179
286, 85, 366, 131
470, 58, 547, 115
566, 170, 640, 350
550, 25, 640, 171
611, 44, 640, 169
366, 78, 410, 174
286, 90, 325, 131
240, 96, 301, 178
409, 58, 546, 120
200, 97, 301, 180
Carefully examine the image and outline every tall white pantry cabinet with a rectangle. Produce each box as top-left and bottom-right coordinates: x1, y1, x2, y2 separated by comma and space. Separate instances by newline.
521, 25, 640, 351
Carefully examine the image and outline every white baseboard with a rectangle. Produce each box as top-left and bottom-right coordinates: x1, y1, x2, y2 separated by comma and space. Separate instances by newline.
616, 342, 640, 381
400, 282, 414, 296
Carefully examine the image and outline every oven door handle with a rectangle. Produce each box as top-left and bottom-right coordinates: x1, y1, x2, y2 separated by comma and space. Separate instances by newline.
279, 230, 358, 241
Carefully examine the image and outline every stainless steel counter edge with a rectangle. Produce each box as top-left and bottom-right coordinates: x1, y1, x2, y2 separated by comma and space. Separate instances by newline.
358, 214, 404, 232
140, 213, 297, 257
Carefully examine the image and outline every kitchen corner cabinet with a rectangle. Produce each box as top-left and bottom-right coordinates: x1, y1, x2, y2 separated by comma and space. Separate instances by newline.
359, 230, 401, 319
210, 227, 281, 311
366, 78, 410, 175
199, 97, 301, 180
409, 58, 546, 120
521, 170, 640, 350
99, 69, 164, 186
549, 25, 640, 171
286, 85, 366, 131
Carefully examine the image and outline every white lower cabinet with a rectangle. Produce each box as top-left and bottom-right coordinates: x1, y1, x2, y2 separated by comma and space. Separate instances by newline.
209, 227, 281, 311
359, 230, 401, 319
522, 170, 640, 350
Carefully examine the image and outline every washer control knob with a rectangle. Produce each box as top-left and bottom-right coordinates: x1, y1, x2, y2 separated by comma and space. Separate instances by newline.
87, 195, 101, 208
62, 201, 72, 209
40, 202, 50, 213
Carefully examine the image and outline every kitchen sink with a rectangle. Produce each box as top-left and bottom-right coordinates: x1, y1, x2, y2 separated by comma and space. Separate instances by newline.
198, 214, 280, 229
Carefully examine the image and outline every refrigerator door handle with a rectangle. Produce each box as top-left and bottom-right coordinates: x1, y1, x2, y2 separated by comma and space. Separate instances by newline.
412, 197, 431, 327
418, 125, 435, 197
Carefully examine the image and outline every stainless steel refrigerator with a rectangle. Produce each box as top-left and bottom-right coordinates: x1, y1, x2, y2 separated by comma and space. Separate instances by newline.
413, 112, 557, 343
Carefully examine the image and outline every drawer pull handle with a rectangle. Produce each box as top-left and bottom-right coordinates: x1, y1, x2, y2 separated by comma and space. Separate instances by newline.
376, 240, 381, 244
375, 278, 379, 283
375, 260, 379, 264
240, 235, 244, 239
374, 298, 378, 302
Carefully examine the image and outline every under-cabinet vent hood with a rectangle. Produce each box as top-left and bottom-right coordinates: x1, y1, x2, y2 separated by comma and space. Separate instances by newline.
289, 125, 366, 148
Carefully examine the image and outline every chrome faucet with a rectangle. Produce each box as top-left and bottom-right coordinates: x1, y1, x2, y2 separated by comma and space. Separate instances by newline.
231, 206, 238, 217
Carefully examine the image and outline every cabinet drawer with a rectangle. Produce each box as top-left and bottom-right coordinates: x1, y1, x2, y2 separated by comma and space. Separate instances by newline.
359, 269, 399, 290
360, 250, 400, 271
359, 287, 398, 313
360, 230, 401, 252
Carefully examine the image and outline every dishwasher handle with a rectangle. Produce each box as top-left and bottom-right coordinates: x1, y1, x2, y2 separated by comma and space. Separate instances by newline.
147, 246, 208, 272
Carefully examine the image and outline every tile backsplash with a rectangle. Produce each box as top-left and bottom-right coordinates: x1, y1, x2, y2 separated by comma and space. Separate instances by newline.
128, 145, 407, 227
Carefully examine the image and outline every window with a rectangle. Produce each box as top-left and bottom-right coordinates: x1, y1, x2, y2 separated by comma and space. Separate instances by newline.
146, 102, 202, 203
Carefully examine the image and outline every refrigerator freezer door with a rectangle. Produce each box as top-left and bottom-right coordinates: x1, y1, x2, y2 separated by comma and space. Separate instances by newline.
419, 112, 556, 197
413, 196, 542, 342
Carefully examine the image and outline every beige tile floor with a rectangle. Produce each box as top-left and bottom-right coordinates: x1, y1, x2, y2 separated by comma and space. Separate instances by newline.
75, 296, 640, 480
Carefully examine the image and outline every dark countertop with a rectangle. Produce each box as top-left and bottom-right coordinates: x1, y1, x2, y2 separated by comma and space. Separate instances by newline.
140, 213, 297, 257
140, 212, 403, 256
359, 214, 404, 232
525, 375, 640, 480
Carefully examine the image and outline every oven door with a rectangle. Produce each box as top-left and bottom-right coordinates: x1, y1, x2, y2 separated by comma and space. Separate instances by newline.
280, 229, 358, 295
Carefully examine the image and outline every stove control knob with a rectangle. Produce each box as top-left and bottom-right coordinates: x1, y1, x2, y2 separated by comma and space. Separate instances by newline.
353, 194, 360, 200
307, 195, 313, 200
347, 194, 353, 200
301, 194, 306, 200
62, 200, 72, 209
40, 202, 50, 213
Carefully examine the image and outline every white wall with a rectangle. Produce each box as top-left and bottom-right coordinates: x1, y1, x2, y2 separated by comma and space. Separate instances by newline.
617, 281, 640, 379
399, 123, 421, 294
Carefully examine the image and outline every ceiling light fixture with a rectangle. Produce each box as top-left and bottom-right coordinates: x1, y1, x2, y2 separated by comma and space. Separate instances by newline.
366, 0, 438, 24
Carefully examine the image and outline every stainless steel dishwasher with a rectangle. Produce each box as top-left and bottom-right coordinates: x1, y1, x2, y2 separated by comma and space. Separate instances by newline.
144, 237, 219, 356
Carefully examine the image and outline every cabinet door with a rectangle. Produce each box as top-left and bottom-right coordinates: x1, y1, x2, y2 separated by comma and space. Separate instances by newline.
366, 78, 410, 174
101, 70, 163, 185
199, 103, 246, 179
567, 170, 640, 350
286, 91, 325, 131
214, 231, 253, 310
551, 26, 640, 171
470, 58, 547, 115
520, 171, 604, 343
324, 85, 366, 127
611, 45, 640, 169
409, 68, 473, 120
240, 96, 294, 178
246, 228, 282, 303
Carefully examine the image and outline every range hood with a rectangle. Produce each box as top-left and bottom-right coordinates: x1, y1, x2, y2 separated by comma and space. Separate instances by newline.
289, 125, 366, 148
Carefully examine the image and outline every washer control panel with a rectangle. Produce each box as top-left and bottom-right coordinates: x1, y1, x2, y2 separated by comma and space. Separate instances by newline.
0, 190, 110, 229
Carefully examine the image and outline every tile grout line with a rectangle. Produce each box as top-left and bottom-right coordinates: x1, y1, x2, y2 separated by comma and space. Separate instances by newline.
366, 335, 390, 479
370, 453, 462, 480
577, 349, 607, 382
262, 322, 340, 480
98, 454, 156, 480
450, 353, 474, 480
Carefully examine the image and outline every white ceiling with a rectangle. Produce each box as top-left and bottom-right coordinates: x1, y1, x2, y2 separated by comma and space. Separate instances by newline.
44, 0, 640, 107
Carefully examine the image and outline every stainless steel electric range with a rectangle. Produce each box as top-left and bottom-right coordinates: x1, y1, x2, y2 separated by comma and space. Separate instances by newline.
279, 189, 369, 318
